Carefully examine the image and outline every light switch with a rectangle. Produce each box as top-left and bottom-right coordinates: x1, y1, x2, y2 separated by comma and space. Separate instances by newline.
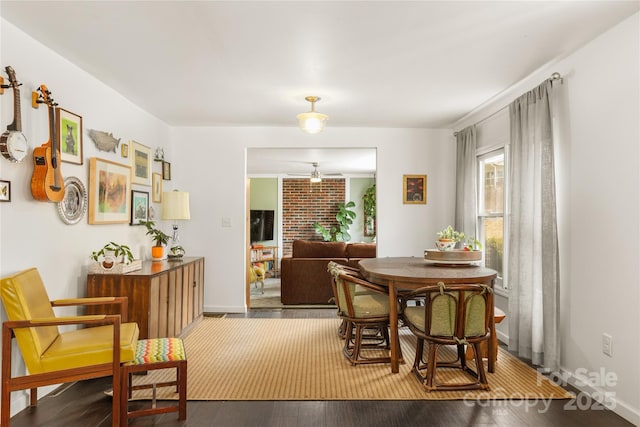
222, 217, 232, 227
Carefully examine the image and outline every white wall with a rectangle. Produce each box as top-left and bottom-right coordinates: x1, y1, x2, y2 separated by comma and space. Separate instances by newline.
169, 126, 455, 313
455, 13, 640, 424
0, 19, 174, 414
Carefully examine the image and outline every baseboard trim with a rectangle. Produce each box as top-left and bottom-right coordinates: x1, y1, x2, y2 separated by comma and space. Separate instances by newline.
560, 367, 640, 425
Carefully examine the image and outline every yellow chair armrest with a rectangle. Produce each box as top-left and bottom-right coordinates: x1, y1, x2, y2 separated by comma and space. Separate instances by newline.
3, 314, 120, 329
52, 296, 127, 306
51, 296, 129, 322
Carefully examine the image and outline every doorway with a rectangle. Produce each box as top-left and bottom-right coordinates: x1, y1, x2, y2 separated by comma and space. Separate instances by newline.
246, 148, 377, 309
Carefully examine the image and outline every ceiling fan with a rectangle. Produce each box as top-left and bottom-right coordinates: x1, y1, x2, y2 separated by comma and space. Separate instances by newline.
288, 162, 342, 183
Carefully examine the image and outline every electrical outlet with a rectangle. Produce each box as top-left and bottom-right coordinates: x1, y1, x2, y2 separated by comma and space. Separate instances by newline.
602, 333, 613, 357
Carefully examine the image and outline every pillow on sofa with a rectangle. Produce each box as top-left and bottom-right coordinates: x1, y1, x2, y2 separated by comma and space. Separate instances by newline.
292, 240, 347, 258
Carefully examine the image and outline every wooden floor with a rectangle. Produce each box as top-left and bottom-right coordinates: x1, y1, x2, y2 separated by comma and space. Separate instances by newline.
9, 309, 633, 427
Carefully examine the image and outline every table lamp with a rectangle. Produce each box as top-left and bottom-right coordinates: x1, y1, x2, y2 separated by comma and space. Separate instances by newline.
161, 190, 191, 257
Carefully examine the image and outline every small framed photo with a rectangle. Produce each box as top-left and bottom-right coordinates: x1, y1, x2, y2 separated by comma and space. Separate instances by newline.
403, 174, 427, 204
130, 190, 149, 225
88, 157, 132, 224
57, 108, 83, 165
121, 143, 129, 158
0, 180, 11, 202
131, 140, 151, 186
152, 172, 162, 203
162, 161, 172, 180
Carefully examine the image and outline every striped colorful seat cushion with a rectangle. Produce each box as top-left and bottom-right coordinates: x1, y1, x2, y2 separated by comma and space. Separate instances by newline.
130, 338, 186, 365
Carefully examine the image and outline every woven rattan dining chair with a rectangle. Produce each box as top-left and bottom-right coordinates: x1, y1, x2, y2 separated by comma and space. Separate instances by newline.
401, 282, 493, 391
327, 262, 394, 365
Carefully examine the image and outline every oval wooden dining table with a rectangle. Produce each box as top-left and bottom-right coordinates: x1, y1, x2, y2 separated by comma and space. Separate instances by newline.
359, 257, 498, 374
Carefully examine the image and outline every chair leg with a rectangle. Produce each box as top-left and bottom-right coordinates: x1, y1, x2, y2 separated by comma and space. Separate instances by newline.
412, 337, 424, 376
472, 342, 490, 390
178, 361, 187, 420
29, 387, 37, 406
1, 380, 9, 427
424, 342, 438, 391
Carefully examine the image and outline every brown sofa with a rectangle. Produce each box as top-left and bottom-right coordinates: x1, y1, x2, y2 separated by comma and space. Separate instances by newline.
280, 240, 376, 305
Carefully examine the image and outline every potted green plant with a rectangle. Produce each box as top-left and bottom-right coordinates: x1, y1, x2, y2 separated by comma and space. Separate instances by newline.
313, 201, 357, 242
90, 242, 134, 269
436, 225, 465, 251
140, 220, 171, 259
362, 184, 376, 237
463, 236, 483, 251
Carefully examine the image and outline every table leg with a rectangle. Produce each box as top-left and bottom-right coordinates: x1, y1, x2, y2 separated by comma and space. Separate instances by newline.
388, 281, 399, 373
487, 287, 496, 373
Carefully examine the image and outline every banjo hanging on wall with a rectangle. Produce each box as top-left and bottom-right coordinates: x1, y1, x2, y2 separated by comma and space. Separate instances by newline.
0, 66, 28, 163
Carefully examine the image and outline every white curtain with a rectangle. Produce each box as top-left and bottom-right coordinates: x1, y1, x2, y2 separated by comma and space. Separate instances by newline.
454, 125, 477, 238
507, 80, 560, 371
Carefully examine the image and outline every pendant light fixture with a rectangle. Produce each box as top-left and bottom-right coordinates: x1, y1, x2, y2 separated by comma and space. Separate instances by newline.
297, 96, 328, 134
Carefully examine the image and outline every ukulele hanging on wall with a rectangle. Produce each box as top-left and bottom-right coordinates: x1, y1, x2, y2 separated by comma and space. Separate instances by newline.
0, 66, 28, 163
31, 84, 65, 202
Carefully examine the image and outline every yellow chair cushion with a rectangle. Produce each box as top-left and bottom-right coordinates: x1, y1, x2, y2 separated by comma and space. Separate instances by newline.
39, 323, 139, 373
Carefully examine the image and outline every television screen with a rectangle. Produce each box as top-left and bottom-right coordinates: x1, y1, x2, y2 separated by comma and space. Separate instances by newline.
250, 210, 275, 242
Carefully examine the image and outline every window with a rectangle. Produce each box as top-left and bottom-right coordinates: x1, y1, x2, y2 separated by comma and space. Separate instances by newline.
478, 149, 506, 290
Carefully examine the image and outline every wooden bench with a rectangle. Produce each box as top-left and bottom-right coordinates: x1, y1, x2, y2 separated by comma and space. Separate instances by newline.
120, 337, 187, 425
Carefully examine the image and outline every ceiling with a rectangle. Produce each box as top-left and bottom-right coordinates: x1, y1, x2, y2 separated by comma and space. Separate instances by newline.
247, 147, 376, 177
1, 1, 637, 175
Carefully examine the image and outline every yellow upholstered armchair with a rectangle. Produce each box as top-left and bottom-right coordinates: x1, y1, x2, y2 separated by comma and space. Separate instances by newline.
0, 268, 139, 426
249, 264, 265, 294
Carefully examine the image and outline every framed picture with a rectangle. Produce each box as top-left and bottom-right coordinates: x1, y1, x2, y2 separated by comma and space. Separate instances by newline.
88, 157, 132, 224
152, 172, 162, 202
57, 108, 83, 165
162, 161, 172, 180
121, 143, 129, 158
0, 180, 11, 202
403, 174, 427, 204
130, 190, 149, 225
130, 140, 151, 186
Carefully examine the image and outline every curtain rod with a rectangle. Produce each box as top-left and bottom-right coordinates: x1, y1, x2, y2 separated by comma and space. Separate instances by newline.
453, 71, 563, 137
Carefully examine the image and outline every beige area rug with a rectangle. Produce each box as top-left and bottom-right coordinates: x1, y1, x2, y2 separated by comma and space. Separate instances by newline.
132, 317, 572, 401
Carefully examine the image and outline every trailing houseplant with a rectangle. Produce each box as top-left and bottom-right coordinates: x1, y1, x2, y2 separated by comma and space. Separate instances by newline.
313, 201, 357, 242
463, 236, 483, 251
436, 225, 465, 251
90, 242, 134, 268
140, 220, 171, 258
362, 184, 376, 237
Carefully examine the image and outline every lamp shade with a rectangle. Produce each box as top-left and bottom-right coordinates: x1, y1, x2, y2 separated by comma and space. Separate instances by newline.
297, 112, 329, 134
161, 191, 190, 220
297, 96, 328, 134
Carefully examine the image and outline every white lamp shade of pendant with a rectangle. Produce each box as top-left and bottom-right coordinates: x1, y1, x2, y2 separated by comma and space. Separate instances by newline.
161, 191, 191, 220
296, 112, 329, 134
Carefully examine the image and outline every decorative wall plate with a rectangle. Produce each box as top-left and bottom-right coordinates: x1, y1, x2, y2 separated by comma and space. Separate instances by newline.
57, 176, 87, 224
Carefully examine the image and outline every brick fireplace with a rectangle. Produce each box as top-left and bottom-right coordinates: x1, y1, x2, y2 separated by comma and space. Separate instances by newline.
281, 178, 345, 257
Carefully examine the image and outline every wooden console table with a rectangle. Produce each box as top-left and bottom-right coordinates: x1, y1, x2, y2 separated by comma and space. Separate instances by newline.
86, 257, 204, 339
